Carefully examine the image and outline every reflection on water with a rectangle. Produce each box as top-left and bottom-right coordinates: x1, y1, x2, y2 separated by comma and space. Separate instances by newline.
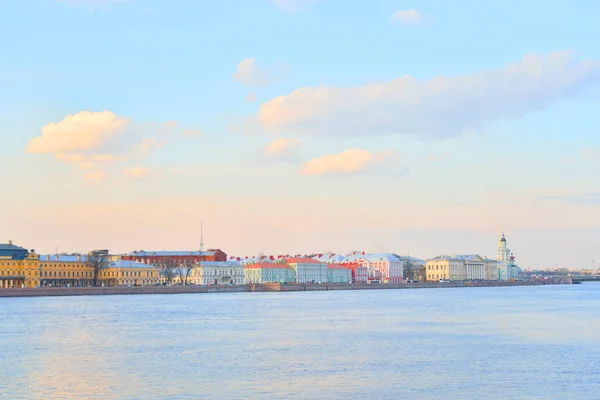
1, 284, 600, 399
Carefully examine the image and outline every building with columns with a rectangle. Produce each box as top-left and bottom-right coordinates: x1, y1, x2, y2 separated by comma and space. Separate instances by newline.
286, 258, 328, 283
426, 254, 498, 282
244, 263, 297, 283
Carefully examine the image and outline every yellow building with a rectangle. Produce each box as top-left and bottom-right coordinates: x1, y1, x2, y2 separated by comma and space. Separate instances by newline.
99, 260, 159, 286
426, 255, 497, 282
39, 254, 94, 287
0, 242, 41, 288
1, 242, 158, 288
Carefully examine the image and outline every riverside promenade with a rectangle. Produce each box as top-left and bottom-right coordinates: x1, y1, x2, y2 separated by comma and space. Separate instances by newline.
0, 278, 571, 298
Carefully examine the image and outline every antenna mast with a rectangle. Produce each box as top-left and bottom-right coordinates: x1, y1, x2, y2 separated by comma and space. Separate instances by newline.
200, 222, 204, 252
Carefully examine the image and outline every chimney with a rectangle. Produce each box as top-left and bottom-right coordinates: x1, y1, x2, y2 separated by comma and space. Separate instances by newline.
78, 255, 81, 262
8, 240, 12, 245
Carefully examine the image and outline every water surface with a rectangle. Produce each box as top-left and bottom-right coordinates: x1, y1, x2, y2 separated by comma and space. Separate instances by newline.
1, 284, 599, 399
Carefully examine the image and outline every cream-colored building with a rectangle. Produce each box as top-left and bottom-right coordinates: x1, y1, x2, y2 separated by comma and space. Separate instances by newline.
426, 255, 498, 281
194, 261, 245, 285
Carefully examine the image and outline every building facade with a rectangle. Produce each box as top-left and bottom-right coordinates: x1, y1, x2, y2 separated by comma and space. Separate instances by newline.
426, 254, 498, 281
341, 253, 404, 283
122, 249, 227, 265
327, 264, 352, 283
244, 263, 297, 283
0, 242, 41, 288
192, 261, 245, 285
99, 260, 159, 286
286, 258, 328, 283
343, 263, 369, 283
496, 233, 522, 281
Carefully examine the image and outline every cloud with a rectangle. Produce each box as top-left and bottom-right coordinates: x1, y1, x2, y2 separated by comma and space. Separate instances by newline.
391, 9, 423, 24
246, 92, 257, 103
264, 138, 301, 159
536, 193, 600, 205
122, 165, 149, 179
257, 51, 600, 139
268, 0, 316, 12
83, 171, 106, 181
27, 111, 129, 154
301, 149, 407, 176
232, 58, 287, 87
26, 110, 197, 179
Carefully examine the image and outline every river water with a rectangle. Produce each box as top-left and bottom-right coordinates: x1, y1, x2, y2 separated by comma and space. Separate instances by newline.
1, 283, 599, 399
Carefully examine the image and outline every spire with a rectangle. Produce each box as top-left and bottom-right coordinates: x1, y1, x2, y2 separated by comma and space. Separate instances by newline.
200, 222, 204, 252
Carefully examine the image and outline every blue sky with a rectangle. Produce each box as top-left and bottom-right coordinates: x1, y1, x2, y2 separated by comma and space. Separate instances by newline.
1, 0, 599, 269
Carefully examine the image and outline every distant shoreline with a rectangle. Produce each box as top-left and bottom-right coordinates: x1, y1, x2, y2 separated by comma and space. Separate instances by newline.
0, 279, 572, 298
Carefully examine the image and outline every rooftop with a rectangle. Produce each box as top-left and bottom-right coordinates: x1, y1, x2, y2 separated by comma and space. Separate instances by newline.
109, 260, 154, 269
245, 263, 293, 270
126, 250, 219, 257
286, 257, 323, 264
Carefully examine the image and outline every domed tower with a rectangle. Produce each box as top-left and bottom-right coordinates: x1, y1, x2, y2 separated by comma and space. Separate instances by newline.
496, 233, 511, 262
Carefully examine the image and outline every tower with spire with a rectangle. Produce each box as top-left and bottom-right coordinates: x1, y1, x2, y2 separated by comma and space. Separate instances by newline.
496, 232, 511, 263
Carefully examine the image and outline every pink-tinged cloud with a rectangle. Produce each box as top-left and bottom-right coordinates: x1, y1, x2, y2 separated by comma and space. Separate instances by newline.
26, 110, 198, 179
302, 149, 406, 176
391, 9, 423, 24
26, 111, 129, 154
264, 138, 301, 157
257, 51, 600, 139
122, 165, 149, 179
232, 58, 287, 87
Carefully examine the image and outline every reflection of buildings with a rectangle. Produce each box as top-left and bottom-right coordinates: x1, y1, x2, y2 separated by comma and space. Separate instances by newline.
496, 233, 522, 281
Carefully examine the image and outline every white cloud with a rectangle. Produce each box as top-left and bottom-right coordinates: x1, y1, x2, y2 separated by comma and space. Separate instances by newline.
122, 165, 149, 179
26, 110, 198, 179
391, 9, 423, 24
264, 138, 301, 159
232, 58, 287, 87
257, 51, 600, 139
301, 149, 406, 176
268, 0, 316, 12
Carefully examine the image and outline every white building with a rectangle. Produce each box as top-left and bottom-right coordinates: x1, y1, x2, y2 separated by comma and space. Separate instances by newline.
341, 253, 404, 283
286, 258, 328, 283
195, 261, 245, 285
496, 233, 522, 281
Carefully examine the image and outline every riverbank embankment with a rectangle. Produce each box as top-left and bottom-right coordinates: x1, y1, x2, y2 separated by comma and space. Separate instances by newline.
0, 278, 571, 298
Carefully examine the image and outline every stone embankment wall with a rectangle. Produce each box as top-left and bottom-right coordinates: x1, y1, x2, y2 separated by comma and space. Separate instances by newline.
0, 279, 560, 298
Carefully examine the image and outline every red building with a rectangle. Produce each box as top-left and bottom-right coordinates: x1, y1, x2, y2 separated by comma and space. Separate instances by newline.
122, 249, 227, 266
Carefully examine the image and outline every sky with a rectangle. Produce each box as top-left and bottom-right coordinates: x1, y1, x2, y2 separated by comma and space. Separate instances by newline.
1, 0, 599, 269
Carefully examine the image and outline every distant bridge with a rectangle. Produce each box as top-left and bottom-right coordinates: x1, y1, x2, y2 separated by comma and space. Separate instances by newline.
571, 275, 600, 283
